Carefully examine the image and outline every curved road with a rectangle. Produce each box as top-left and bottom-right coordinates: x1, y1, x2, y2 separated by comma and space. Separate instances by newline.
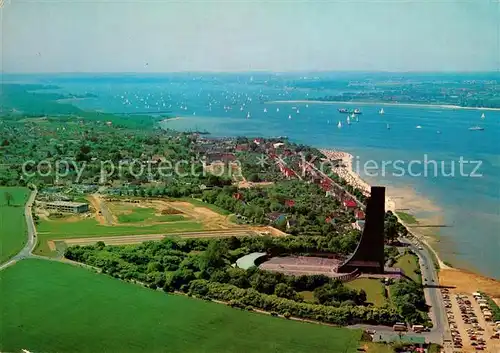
0, 188, 38, 271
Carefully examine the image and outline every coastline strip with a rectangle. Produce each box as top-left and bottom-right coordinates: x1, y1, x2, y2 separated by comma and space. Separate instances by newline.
320, 148, 450, 270
268, 100, 500, 111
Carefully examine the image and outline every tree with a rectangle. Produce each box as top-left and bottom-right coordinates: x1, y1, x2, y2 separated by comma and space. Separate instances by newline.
4, 192, 13, 206
274, 283, 299, 300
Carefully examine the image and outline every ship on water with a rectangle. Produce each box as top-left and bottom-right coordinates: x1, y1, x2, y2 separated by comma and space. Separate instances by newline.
337, 120, 342, 128
338, 108, 362, 114
379, 108, 385, 115
469, 126, 484, 131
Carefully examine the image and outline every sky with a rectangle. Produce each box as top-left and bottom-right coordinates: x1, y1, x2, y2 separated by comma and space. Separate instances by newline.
1, 0, 499, 73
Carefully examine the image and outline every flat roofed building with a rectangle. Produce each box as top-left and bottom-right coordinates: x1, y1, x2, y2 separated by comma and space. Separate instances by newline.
46, 201, 89, 214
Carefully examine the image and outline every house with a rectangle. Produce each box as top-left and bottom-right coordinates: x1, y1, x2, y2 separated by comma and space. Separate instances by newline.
355, 210, 365, 220
205, 152, 236, 164
267, 212, 286, 224
343, 199, 357, 208
353, 220, 365, 231
282, 167, 295, 178
325, 217, 336, 225
235, 144, 249, 152
45, 201, 89, 214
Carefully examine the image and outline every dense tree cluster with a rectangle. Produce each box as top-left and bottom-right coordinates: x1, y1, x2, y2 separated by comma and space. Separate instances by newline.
64, 235, 427, 325
187, 280, 401, 326
201, 180, 359, 236
391, 280, 429, 324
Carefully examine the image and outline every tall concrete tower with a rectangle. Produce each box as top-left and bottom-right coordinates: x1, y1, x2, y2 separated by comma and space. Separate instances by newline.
338, 186, 385, 274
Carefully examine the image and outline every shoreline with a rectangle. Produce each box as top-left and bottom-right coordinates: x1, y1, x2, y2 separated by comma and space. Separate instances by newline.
320, 148, 450, 270
160, 117, 182, 123
269, 100, 500, 111
320, 148, 500, 300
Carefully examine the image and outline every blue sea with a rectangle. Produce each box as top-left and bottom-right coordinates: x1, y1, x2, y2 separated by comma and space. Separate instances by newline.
8, 73, 500, 279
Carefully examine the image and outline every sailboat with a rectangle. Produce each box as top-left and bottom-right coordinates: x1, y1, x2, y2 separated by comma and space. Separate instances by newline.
296, 109, 300, 114
276, 108, 280, 112
350, 113, 356, 119
288, 114, 292, 120
481, 113, 485, 119
337, 121, 342, 128
246, 112, 251, 119
386, 123, 390, 130
379, 108, 385, 115
347, 116, 351, 125
263, 108, 267, 113
306, 104, 309, 108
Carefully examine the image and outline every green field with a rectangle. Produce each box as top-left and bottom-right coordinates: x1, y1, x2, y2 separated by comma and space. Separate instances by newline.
395, 253, 421, 283
396, 211, 418, 224
116, 207, 185, 223
346, 278, 387, 307
362, 342, 394, 353
0, 187, 30, 264
34, 218, 204, 256
0, 259, 362, 353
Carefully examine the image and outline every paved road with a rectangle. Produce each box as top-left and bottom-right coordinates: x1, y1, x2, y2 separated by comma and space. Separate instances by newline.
400, 236, 452, 348
0, 188, 38, 271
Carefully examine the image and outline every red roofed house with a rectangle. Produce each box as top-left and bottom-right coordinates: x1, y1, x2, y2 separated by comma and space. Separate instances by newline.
235, 144, 249, 152
283, 167, 294, 178
355, 210, 365, 220
285, 199, 295, 207
343, 199, 357, 208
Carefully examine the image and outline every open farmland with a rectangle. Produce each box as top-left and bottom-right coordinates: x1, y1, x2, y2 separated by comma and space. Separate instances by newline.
0, 259, 362, 353
0, 187, 30, 264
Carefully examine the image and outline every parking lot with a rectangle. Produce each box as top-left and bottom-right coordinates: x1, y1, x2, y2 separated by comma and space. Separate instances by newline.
442, 289, 500, 352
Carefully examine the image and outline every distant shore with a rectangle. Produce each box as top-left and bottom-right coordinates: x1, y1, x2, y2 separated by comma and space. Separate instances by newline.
269, 100, 500, 111
160, 117, 182, 123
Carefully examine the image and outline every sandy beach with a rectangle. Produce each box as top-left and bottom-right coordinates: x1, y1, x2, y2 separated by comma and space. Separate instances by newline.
160, 117, 182, 123
269, 100, 500, 112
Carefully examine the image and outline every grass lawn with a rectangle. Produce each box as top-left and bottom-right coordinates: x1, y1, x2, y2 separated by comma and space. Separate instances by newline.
299, 291, 316, 303
182, 197, 232, 215
34, 218, 204, 256
346, 278, 387, 307
395, 253, 421, 283
116, 207, 185, 223
0, 259, 363, 353
0, 187, 30, 264
396, 211, 418, 224
362, 342, 394, 353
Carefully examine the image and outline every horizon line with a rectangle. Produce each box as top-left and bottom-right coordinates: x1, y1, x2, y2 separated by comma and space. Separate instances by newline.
2, 70, 500, 75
